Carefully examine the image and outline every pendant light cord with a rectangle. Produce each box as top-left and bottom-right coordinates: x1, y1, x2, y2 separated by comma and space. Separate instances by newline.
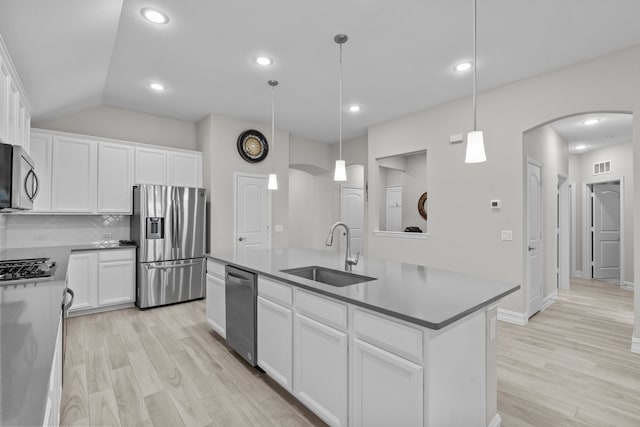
472, 0, 477, 131
338, 42, 343, 160
271, 85, 275, 152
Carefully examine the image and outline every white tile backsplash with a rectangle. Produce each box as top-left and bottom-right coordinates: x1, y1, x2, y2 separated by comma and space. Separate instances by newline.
6, 215, 130, 248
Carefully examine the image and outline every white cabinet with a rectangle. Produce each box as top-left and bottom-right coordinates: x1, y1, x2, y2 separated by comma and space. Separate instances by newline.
68, 249, 135, 315
294, 312, 348, 427
0, 59, 9, 144
169, 151, 202, 187
51, 136, 97, 212
97, 250, 135, 306
135, 147, 168, 185
67, 251, 98, 313
43, 317, 63, 426
351, 337, 423, 427
206, 272, 226, 338
98, 142, 134, 213
0, 37, 31, 150
29, 132, 53, 211
257, 295, 293, 392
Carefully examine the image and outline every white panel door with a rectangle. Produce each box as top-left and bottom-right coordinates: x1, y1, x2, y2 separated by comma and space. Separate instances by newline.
134, 147, 168, 185
294, 313, 348, 427
67, 252, 98, 313
29, 133, 53, 211
51, 136, 97, 212
98, 142, 134, 213
385, 186, 402, 232
257, 296, 293, 392
169, 152, 201, 187
206, 273, 226, 338
593, 183, 621, 279
526, 161, 543, 317
340, 186, 364, 255
235, 174, 270, 254
351, 338, 423, 427
97, 260, 135, 306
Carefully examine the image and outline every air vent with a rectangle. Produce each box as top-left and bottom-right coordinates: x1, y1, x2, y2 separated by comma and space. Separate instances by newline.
593, 160, 611, 175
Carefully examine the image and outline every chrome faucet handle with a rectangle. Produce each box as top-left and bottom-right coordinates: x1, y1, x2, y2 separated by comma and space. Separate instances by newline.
347, 252, 360, 266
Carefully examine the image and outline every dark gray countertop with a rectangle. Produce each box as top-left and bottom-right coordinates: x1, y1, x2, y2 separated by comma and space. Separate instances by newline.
207, 248, 519, 330
0, 243, 135, 426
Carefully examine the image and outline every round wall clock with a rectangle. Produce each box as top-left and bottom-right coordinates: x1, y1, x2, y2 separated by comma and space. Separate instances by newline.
237, 129, 269, 163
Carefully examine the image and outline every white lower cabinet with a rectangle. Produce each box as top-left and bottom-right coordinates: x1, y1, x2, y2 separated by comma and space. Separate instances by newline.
294, 312, 348, 427
67, 252, 98, 312
206, 273, 226, 338
351, 337, 423, 427
257, 295, 293, 392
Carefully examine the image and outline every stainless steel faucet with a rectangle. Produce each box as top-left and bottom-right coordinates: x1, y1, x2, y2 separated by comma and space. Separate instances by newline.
325, 221, 359, 272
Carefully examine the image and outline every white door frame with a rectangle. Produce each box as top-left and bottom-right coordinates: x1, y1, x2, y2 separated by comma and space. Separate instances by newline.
525, 157, 544, 317
581, 176, 624, 283
233, 172, 272, 251
558, 175, 570, 291
569, 182, 578, 278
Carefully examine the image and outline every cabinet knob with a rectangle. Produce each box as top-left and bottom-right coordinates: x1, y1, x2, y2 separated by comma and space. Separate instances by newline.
238, 237, 245, 242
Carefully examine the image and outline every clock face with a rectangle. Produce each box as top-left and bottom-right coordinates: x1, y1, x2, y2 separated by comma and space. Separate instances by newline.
237, 130, 269, 163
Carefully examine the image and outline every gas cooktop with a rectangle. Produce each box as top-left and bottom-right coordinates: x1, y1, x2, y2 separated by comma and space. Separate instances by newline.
0, 258, 57, 282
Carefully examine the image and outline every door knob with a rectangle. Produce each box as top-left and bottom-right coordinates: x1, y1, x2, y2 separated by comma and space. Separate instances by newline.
238, 237, 245, 242
528, 246, 535, 251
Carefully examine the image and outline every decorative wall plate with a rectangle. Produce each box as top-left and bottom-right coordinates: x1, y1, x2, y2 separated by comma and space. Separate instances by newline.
237, 129, 269, 163
418, 192, 427, 220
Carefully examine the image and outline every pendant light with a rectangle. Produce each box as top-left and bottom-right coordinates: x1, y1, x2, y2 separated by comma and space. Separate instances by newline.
465, 0, 487, 163
333, 34, 348, 181
268, 79, 279, 190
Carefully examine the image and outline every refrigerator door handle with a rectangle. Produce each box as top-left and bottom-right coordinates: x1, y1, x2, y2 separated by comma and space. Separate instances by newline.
144, 261, 200, 270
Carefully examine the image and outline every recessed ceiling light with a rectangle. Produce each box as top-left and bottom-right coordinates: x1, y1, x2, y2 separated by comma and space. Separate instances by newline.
149, 82, 165, 91
256, 56, 273, 66
348, 105, 361, 113
574, 144, 587, 150
454, 62, 473, 72
140, 8, 169, 24
582, 118, 601, 126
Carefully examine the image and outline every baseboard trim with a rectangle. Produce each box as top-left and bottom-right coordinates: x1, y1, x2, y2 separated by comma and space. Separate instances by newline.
632, 337, 640, 354
622, 281, 634, 290
497, 309, 528, 326
488, 413, 502, 427
541, 291, 558, 311
575, 270, 582, 278
67, 302, 134, 317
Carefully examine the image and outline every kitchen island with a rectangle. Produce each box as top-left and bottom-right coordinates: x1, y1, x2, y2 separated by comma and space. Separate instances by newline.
206, 247, 519, 427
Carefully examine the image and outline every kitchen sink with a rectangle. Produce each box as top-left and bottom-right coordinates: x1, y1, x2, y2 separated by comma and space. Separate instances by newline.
281, 266, 376, 287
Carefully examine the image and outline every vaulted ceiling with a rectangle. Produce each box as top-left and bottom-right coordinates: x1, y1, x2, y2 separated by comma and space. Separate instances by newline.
1, 0, 640, 142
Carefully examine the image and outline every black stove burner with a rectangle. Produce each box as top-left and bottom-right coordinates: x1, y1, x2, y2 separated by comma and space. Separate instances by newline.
0, 258, 57, 281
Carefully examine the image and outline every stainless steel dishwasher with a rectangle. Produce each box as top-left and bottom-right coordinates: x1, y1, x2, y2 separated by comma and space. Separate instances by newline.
225, 265, 258, 366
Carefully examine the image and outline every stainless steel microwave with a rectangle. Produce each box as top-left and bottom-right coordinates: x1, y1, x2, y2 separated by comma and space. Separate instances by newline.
0, 142, 38, 211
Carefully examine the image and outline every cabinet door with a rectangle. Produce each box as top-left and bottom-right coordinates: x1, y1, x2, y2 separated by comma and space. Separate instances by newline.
67, 252, 98, 312
0, 59, 9, 144
29, 133, 53, 211
6, 82, 18, 146
134, 147, 168, 185
294, 313, 348, 427
169, 151, 202, 187
351, 337, 423, 427
51, 136, 97, 212
206, 273, 226, 338
98, 259, 135, 306
257, 296, 293, 392
98, 142, 134, 213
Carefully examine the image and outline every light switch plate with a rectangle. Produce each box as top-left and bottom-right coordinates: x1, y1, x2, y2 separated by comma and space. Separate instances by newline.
449, 133, 464, 144
274, 225, 284, 232
501, 230, 513, 241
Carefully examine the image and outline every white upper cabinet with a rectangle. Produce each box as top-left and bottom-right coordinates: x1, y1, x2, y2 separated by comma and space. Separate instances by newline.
134, 147, 168, 185
0, 36, 31, 151
51, 136, 98, 213
0, 59, 9, 144
169, 151, 202, 187
29, 132, 53, 211
98, 142, 134, 213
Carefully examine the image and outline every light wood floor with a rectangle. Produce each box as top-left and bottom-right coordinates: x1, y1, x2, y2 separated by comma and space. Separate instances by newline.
61, 278, 639, 426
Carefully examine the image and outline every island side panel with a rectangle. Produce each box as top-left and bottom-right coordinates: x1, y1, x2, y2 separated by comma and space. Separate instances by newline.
425, 309, 487, 427
485, 304, 499, 427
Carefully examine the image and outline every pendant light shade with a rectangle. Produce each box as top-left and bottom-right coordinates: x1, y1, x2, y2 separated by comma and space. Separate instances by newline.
465, 0, 487, 163
268, 79, 278, 190
333, 34, 348, 182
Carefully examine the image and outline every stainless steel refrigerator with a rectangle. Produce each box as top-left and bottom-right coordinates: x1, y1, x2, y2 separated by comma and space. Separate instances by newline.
131, 185, 206, 309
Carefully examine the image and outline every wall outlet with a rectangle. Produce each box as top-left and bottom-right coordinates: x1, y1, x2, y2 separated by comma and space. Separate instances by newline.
35, 234, 48, 241
501, 230, 513, 241
103, 232, 113, 239
274, 225, 284, 233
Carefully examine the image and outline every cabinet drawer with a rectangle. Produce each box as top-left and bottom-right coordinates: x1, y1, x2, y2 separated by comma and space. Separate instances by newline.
352, 308, 423, 362
258, 277, 292, 306
98, 249, 135, 262
295, 289, 347, 331
207, 259, 225, 278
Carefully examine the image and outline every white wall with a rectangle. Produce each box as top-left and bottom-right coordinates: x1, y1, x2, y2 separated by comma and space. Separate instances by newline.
366, 44, 640, 341
524, 124, 569, 299
33, 105, 198, 150
198, 114, 289, 252
568, 141, 634, 284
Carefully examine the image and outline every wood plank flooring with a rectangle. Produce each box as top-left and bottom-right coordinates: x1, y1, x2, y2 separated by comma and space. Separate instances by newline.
61, 278, 639, 426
